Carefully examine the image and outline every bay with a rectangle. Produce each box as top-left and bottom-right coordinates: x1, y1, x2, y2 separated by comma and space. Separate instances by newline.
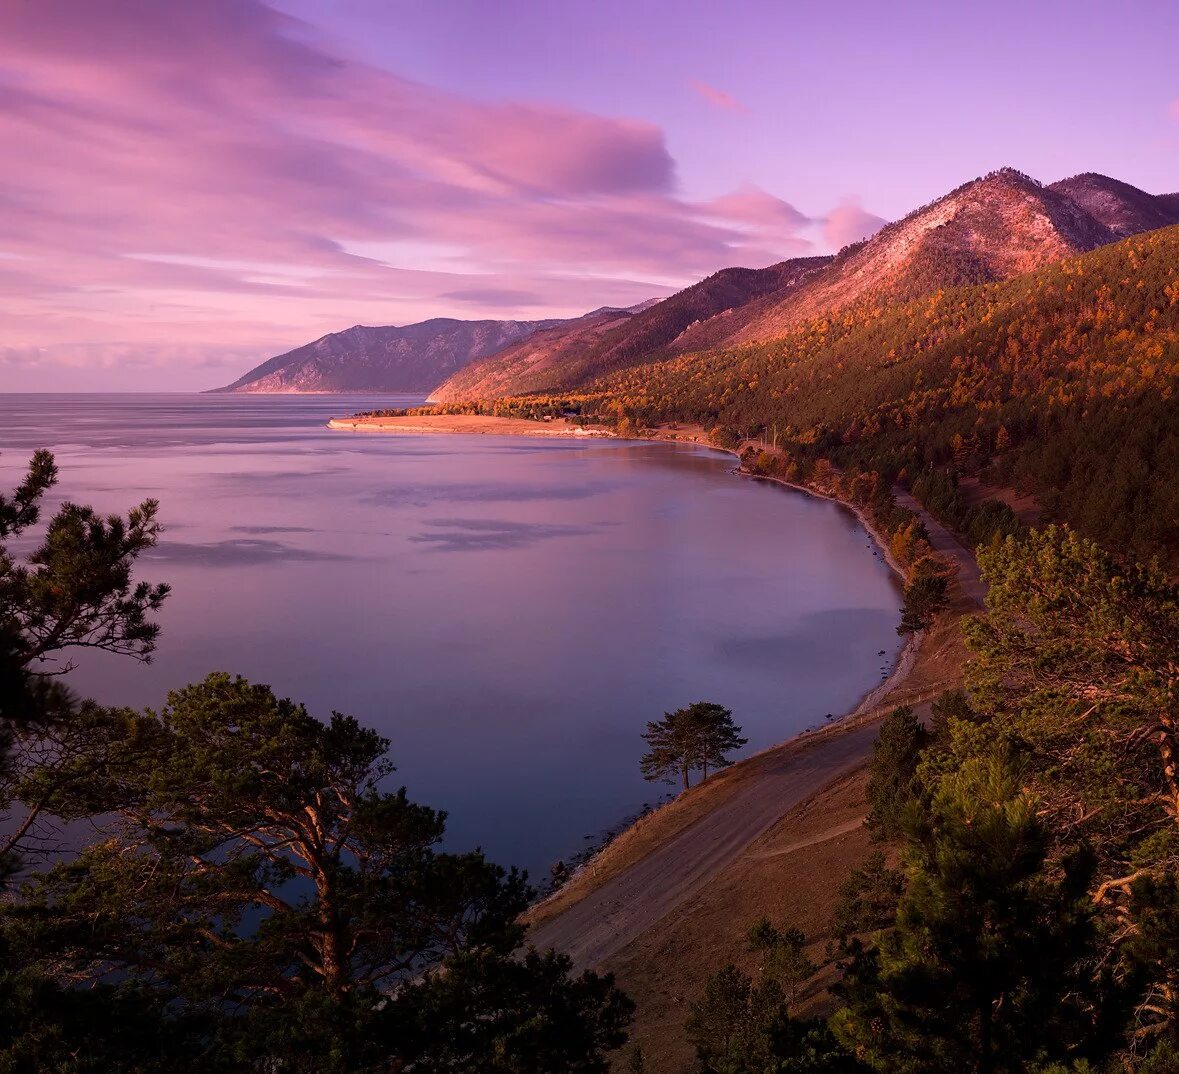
0, 393, 903, 878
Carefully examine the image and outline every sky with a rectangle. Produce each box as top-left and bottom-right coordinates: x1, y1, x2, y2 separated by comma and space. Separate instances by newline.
1, 0, 1177, 391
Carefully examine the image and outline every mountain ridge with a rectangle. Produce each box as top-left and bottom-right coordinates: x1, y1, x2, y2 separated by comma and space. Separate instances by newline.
217, 167, 1179, 398
434, 167, 1176, 399
213, 317, 572, 394
430, 257, 831, 401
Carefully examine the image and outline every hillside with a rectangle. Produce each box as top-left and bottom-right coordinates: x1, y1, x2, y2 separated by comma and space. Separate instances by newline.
433, 169, 1175, 402
1049, 172, 1179, 237
431, 258, 831, 401
721, 168, 1121, 345
214, 317, 570, 394
576, 226, 1179, 557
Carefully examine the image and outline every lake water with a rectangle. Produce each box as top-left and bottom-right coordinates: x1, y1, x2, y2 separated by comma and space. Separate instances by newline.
0, 393, 903, 878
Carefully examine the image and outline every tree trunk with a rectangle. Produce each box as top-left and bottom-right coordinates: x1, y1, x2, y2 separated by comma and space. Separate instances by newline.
681, 764, 690, 791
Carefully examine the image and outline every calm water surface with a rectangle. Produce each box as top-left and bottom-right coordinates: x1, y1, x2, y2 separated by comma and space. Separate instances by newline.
0, 394, 903, 876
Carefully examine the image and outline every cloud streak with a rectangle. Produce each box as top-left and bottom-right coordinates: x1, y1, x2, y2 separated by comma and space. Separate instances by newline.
0, 1, 883, 387
690, 80, 749, 114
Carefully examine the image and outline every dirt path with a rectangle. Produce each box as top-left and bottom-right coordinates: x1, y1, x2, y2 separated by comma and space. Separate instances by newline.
751, 815, 865, 860
893, 489, 986, 607
526, 724, 878, 971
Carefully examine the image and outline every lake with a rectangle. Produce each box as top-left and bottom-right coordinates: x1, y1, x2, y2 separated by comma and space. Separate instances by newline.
0, 393, 903, 878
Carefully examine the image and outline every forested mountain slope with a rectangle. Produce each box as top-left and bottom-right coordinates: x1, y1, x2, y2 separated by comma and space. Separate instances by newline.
434, 170, 1175, 402
580, 226, 1179, 555
431, 258, 831, 401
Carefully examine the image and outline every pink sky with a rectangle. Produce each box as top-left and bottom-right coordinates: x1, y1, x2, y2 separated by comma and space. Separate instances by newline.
1, 0, 1176, 390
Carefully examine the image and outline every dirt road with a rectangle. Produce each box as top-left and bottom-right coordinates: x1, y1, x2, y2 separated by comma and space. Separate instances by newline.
893, 489, 986, 608
528, 488, 985, 972
527, 724, 878, 971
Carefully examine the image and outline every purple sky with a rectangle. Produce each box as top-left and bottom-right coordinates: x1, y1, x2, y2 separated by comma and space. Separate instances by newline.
2, 0, 1177, 391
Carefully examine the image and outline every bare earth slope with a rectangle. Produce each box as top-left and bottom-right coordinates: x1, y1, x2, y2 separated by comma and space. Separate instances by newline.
727, 168, 1117, 344
527, 724, 878, 971
214, 317, 568, 394
431, 258, 830, 401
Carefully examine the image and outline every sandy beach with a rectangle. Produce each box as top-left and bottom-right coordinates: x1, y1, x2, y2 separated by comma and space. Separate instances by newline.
326, 413, 612, 436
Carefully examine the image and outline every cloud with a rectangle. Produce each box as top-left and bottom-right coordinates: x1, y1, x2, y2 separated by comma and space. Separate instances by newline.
0, 1, 860, 387
823, 198, 887, 249
703, 184, 812, 232
439, 288, 545, 306
690, 80, 749, 114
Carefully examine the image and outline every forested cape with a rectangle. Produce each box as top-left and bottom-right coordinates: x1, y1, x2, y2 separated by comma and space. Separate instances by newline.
564, 226, 1179, 557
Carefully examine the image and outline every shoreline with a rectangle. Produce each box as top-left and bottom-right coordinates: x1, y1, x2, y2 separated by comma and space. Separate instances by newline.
328, 410, 927, 900
325, 414, 613, 437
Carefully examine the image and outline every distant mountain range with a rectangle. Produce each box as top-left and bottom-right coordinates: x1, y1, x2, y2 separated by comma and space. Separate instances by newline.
216, 169, 1178, 397
212, 318, 571, 394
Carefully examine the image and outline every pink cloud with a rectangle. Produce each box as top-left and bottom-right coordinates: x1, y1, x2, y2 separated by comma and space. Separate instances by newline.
823, 198, 887, 249
0, 1, 854, 387
690, 80, 749, 114
703, 184, 812, 232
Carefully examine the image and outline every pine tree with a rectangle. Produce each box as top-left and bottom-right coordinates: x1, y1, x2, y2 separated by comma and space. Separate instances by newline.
747, 921, 816, 1005
864, 707, 929, 841
640, 702, 746, 790
835, 757, 1099, 1074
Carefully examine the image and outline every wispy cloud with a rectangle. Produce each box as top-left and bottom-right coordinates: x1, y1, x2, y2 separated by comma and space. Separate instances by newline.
690, 80, 749, 114
0, 1, 866, 387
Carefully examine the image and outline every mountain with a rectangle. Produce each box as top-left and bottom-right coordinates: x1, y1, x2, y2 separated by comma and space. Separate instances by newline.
214, 318, 571, 394
723, 168, 1119, 346
1048, 173, 1179, 237
220, 167, 1178, 399
436, 167, 1175, 401
581, 225, 1179, 557
431, 257, 831, 401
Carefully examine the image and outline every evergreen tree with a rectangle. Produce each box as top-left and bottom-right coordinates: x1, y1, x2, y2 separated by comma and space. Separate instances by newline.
966, 527, 1179, 1040
0, 450, 168, 877
695, 702, 749, 780
2, 674, 633, 1071
686, 963, 865, 1074
831, 851, 904, 944
864, 707, 929, 842
685, 965, 789, 1073
834, 757, 1100, 1074
927, 688, 975, 747
897, 567, 949, 635
747, 921, 816, 1006
640, 702, 747, 790
640, 706, 699, 790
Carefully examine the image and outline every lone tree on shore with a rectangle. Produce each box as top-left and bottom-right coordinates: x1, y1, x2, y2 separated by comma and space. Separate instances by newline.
640, 702, 747, 791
